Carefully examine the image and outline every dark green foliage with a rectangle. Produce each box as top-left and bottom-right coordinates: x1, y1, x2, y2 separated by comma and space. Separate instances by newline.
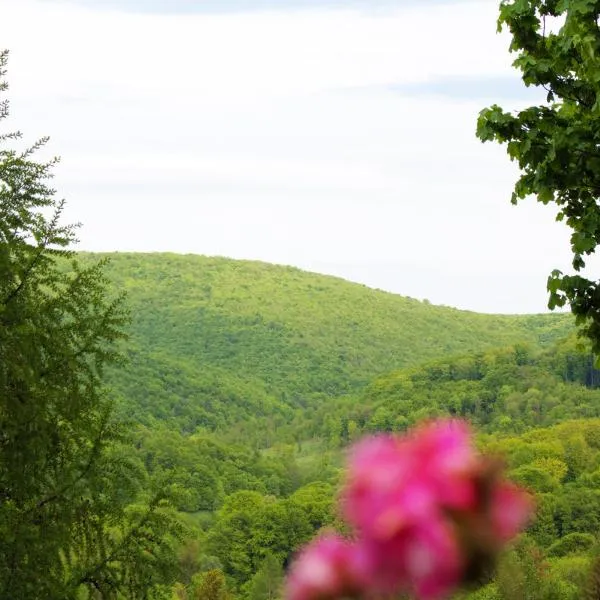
477, 0, 600, 354
548, 534, 596, 558
135, 426, 318, 512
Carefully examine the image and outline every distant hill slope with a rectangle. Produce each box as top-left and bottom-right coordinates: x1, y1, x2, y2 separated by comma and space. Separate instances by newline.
346, 336, 600, 436
81, 253, 574, 428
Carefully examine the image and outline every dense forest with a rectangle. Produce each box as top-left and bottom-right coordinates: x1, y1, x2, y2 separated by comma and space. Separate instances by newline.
123, 325, 600, 599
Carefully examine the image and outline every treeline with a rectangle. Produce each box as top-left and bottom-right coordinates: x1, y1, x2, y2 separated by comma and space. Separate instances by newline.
107, 332, 600, 450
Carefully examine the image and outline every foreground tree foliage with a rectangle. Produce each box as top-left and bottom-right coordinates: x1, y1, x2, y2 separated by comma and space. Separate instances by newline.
0, 50, 182, 599
477, 0, 600, 354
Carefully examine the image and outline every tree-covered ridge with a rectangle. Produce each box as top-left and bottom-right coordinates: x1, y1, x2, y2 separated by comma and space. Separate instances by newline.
78, 252, 574, 425
44, 255, 598, 599
315, 336, 600, 443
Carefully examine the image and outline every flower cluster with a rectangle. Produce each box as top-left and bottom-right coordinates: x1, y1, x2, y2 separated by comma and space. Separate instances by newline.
286, 419, 532, 600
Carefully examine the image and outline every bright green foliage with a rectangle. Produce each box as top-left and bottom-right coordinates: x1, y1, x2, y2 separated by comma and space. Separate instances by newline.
457, 417, 600, 599
549, 555, 590, 595
477, 0, 600, 353
208, 491, 267, 584
288, 482, 335, 530
0, 51, 182, 599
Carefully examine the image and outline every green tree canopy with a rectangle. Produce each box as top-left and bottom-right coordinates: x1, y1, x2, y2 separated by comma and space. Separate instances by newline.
477, 0, 600, 353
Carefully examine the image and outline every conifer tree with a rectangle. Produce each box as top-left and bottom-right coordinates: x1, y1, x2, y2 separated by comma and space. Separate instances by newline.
0, 50, 182, 599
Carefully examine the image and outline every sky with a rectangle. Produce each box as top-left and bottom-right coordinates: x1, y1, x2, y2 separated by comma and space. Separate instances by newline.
0, 0, 584, 314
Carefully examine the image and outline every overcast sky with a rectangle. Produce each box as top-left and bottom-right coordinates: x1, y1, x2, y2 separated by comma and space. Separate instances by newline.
0, 0, 584, 314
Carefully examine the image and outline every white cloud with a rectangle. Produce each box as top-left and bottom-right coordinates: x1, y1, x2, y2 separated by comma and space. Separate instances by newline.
0, 0, 575, 313
3, 0, 512, 99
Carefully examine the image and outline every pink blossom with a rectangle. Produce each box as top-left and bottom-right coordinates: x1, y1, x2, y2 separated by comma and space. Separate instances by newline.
343, 435, 436, 538
343, 420, 478, 539
406, 521, 463, 600
285, 419, 534, 600
362, 517, 463, 600
410, 419, 479, 510
286, 534, 371, 600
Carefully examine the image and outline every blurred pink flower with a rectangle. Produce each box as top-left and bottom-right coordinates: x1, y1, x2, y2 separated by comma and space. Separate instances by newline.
410, 419, 479, 510
286, 534, 371, 600
285, 419, 533, 600
362, 517, 463, 600
343, 435, 430, 537
343, 420, 478, 539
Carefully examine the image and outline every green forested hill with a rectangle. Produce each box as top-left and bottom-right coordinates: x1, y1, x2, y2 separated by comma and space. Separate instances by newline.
81, 252, 574, 430
303, 336, 600, 446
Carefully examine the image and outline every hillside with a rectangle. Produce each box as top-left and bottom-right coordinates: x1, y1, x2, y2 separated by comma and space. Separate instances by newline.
303, 336, 600, 445
128, 336, 600, 599
78, 252, 576, 430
